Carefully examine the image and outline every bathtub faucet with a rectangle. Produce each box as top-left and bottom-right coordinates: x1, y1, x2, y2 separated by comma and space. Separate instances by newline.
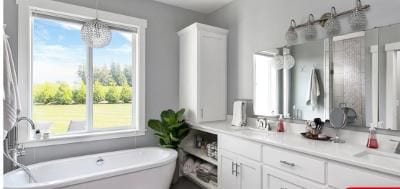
4, 117, 37, 183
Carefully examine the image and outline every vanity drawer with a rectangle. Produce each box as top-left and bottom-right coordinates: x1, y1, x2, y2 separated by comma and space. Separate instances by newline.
327, 162, 400, 188
262, 145, 326, 184
269, 176, 304, 189
219, 134, 262, 161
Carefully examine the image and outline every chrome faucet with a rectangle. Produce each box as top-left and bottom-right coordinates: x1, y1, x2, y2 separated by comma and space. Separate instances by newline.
4, 117, 37, 183
8, 117, 36, 163
390, 139, 400, 154
256, 117, 272, 131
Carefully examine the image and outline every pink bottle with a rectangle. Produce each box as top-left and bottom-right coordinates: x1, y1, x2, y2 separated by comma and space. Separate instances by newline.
277, 115, 285, 132
366, 126, 378, 149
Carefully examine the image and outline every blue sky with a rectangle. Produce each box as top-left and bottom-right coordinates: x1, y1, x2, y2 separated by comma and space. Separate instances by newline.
32, 16, 134, 86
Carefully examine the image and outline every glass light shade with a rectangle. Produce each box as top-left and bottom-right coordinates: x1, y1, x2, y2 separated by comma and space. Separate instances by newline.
272, 55, 284, 70
81, 19, 112, 48
305, 14, 317, 40
349, 1, 367, 31
283, 54, 295, 69
285, 20, 298, 45
325, 7, 340, 37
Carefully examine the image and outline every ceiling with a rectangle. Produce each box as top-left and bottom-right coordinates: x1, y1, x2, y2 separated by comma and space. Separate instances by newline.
153, 0, 233, 14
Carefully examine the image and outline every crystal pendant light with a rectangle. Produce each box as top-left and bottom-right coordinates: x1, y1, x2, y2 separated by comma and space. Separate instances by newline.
81, 0, 112, 48
349, 0, 367, 31
304, 14, 317, 40
272, 55, 284, 70
285, 19, 298, 45
325, 7, 341, 37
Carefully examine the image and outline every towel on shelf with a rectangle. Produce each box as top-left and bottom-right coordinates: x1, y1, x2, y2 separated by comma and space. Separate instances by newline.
306, 69, 320, 110
196, 169, 210, 183
199, 163, 214, 173
3, 31, 21, 139
182, 157, 194, 174
193, 159, 201, 173
232, 100, 247, 126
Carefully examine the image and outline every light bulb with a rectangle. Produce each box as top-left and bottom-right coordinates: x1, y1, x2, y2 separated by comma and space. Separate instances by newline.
285, 19, 298, 45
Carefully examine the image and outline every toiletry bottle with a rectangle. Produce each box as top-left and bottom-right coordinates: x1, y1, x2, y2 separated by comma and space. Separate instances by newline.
277, 115, 285, 132
366, 124, 379, 149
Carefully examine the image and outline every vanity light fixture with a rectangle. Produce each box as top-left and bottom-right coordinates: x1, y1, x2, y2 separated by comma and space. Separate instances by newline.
285, 19, 298, 45
283, 0, 370, 44
325, 7, 341, 37
81, 0, 112, 48
349, 0, 368, 31
304, 14, 317, 40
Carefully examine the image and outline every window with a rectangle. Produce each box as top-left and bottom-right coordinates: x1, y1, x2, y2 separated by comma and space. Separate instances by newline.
17, 0, 147, 144
31, 13, 136, 136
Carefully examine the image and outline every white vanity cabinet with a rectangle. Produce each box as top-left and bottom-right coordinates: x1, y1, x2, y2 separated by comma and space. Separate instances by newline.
219, 150, 262, 189
218, 134, 262, 189
178, 23, 228, 123
213, 132, 400, 189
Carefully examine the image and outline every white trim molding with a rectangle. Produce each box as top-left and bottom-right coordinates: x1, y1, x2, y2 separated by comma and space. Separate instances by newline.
384, 42, 400, 130
370, 45, 379, 127
17, 0, 147, 143
22, 129, 146, 148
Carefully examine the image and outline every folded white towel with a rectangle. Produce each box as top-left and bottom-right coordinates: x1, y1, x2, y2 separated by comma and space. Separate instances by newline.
183, 157, 194, 174
306, 69, 320, 110
232, 101, 247, 126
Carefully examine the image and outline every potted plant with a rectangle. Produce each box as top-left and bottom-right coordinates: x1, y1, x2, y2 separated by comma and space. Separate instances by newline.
148, 108, 190, 149
148, 109, 190, 184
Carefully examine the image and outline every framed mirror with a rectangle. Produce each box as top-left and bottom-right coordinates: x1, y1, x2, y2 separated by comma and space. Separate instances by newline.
254, 22, 400, 134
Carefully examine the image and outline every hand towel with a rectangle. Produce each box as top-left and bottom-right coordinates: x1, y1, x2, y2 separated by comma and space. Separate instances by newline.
232, 100, 247, 126
3, 32, 21, 139
306, 69, 320, 110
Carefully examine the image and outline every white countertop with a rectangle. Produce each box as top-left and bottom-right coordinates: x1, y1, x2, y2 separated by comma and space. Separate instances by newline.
189, 120, 400, 177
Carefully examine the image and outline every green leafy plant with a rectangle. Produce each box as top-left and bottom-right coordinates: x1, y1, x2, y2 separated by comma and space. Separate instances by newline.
148, 109, 190, 149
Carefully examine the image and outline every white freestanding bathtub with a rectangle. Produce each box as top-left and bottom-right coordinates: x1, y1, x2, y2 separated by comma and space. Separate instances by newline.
4, 147, 177, 189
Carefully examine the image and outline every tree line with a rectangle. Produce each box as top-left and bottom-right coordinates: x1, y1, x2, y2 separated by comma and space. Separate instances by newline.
33, 62, 132, 105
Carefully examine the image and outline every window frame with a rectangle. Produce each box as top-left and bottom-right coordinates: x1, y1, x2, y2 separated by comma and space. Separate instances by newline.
17, 0, 147, 146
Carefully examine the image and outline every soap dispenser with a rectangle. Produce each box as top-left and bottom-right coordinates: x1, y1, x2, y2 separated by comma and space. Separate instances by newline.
366, 123, 379, 149
277, 115, 285, 132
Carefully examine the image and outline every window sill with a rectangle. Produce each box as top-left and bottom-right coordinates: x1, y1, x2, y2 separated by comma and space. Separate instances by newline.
21, 129, 146, 148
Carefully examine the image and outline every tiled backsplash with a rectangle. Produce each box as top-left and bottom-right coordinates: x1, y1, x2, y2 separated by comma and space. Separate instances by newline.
333, 37, 366, 127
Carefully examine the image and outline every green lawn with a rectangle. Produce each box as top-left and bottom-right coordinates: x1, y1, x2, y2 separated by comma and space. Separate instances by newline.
33, 104, 132, 135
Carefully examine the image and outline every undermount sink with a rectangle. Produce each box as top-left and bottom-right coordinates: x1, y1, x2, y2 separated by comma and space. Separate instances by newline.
353, 150, 400, 170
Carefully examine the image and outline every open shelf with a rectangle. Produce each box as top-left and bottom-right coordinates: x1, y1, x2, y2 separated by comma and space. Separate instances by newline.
185, 172, 218, 189
181, 145, 218, 165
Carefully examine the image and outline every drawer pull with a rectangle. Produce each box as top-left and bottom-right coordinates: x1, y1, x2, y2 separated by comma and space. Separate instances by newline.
280, 160, 295, 167
235, 163, 240, 176
232, 162, 236, 175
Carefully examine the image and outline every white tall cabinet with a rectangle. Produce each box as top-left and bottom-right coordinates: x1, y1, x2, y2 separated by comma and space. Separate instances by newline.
178, 23, 228, 123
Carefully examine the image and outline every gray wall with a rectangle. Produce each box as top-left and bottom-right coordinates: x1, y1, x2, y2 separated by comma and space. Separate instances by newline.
4, 0, 205, 169
290, 40, 325, 120
205, 0, 400, 114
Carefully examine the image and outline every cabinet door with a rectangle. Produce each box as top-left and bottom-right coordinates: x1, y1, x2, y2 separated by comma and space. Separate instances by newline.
237, 156, 262, 189
198, 30, 227, 122
219, 151, 238, 189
